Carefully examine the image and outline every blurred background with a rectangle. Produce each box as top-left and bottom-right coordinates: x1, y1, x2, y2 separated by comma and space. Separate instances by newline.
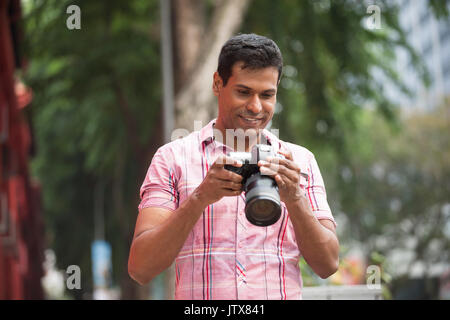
0, 0, 449, 300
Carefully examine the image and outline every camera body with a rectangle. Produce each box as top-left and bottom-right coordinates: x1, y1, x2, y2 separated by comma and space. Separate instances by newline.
225, 144, 284, 227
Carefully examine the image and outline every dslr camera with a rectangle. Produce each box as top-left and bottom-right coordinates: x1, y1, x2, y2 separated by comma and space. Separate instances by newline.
224, 144, 284, 227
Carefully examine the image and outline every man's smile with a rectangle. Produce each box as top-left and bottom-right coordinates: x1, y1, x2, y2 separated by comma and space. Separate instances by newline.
238, 115, 264, 126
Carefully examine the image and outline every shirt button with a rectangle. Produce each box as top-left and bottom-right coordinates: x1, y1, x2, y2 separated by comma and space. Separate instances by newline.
238, 241, 244, 248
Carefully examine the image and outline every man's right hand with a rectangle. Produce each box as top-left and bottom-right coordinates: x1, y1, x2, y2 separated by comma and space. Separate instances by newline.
193, 154, 244, 207
130, 155, 243, 285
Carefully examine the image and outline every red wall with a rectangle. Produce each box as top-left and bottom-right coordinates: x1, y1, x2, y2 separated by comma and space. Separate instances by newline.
0, 0, 45, 300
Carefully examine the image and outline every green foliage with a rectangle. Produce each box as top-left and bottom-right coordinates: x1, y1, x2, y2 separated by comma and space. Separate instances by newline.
22, 0, 449, 299
23, 0, 162, 297
242, 0, 427, 153
242, 0, 449, 286
368, 251, 392, 299
429, 0, 450, 18
335, 101, 450, 280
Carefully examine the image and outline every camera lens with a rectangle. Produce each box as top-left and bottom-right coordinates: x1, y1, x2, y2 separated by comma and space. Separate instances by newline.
251, 199, 276, 217
244, 174, 281, 226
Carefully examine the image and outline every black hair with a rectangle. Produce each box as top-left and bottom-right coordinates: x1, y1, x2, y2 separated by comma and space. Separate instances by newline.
217, 33, 283, 86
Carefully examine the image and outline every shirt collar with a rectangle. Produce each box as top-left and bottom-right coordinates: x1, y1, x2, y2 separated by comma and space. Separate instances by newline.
199, 118, 280, 148
199, 118, 217, 145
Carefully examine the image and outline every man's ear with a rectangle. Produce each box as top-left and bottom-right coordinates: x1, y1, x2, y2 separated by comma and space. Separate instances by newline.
212, 72, 223, 97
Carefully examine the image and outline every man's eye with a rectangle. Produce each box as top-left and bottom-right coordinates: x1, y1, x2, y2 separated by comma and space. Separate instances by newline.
261, 93, 274, 99
238, 90, 250, 96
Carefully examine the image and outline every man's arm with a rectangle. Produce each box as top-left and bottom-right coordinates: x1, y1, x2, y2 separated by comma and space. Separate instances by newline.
258, 149, 339, 279
285, 198, 339, 279
128, 192, 207, 285
128, 155, 243, 285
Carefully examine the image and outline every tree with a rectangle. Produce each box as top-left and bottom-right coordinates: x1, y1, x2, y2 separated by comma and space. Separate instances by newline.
24, 0, 163, 299
335, 99, 450, 285
23, 0, 252, 299
23, 0, 448, 299
173, 0, 251, 131
240, 0, 448, 289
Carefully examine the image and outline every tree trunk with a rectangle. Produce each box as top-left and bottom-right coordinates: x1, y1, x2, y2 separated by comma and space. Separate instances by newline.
172, 0, 206, 92
162, 0, 251, 300
174, 0, 252, 131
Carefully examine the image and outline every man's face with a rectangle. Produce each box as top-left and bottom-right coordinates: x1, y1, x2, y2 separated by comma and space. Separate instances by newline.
213, 61, 279, 133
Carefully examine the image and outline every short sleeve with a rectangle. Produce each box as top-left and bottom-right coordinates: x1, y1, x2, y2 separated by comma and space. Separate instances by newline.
305, 155, 336, 228
138, 147, 179, 212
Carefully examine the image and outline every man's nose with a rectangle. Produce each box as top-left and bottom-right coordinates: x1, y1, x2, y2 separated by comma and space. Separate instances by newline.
246, 94, 262, 114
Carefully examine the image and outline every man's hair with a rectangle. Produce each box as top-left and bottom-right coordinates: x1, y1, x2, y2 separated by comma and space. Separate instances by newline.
217, 33, 283, 86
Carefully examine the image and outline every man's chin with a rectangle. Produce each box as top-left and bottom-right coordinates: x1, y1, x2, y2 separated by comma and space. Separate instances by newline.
233, 125, 263, 134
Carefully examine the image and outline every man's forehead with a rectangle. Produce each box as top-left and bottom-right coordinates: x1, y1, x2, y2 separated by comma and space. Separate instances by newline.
229, 62, 279, 86
231, 61, 278, 74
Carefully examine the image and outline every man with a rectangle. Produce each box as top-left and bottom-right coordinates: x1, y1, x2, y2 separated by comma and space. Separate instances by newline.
128, 33, 339, 299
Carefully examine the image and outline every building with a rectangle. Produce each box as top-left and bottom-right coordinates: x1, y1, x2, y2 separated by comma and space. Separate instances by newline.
0, 0, 45, 299
385, 0, 450, 110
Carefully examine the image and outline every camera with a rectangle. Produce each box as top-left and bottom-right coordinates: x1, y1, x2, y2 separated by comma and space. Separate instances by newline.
224, 144, 284, 227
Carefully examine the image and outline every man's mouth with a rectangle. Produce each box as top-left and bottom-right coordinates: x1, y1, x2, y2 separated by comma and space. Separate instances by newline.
239, 115, 264, 125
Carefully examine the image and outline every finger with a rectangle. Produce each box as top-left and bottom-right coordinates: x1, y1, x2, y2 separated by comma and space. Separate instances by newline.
223, 188, 243, 197
259, 162, 299, 183
220, 180, 243, 191
274, 174, 286, 189
216, 169, 243, 183
277, 148, 293, 161
259, 166, 278, 177
212, 155, 225, 167
264, 157, 300, 173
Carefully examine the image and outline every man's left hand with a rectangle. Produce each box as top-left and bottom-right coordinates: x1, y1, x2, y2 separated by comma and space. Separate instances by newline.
258, 148, 304, 205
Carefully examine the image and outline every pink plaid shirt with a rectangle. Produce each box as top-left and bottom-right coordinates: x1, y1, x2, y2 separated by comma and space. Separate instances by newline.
138, 119, 335, 300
